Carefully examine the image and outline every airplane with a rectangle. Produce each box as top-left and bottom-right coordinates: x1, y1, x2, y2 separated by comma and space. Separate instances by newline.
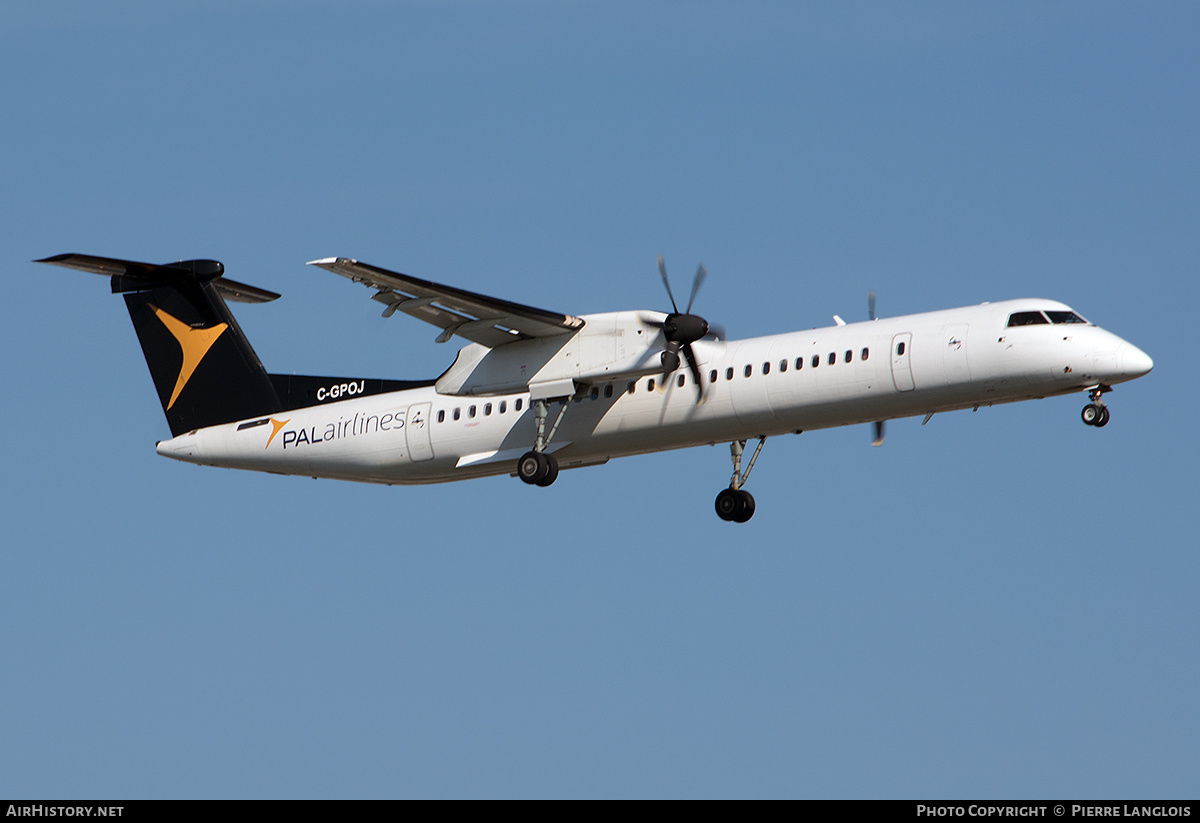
35, 252, 1153, 522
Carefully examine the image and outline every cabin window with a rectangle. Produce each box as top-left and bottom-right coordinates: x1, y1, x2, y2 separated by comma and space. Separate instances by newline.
812, 354, 820, 368
861, 347, 869, 361
795, 357, 803, 370
590, 387, 599, 400
499, 401, 507, 414
628, 382, 636, 394
726, 367, 734, 381
677, 374, 685, 388
453, 408, 461, 421
484, 403, 492, 416
515, 398, 523, 411
648, 378, 655, 391
710, 369, 718, 383
437, 410, 445, 423
779, 359, 787, 373
845, 350, 852, 363
1007, 311, 1050, 327
468, 405, 476, 418
604, 384, 613, 398
828, 352, 836, 366
744, 365, 752, 378
762, 362, 770, 375
897, 342, 905, 356
1046, 310, 1087, 324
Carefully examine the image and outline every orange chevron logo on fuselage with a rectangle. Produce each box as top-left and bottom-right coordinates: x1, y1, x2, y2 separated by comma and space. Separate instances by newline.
265, 418, 290, 449
149, 305, 228, 409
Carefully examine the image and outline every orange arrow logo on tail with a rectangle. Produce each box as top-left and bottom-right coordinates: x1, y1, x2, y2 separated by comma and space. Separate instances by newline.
149, 305, 228, 409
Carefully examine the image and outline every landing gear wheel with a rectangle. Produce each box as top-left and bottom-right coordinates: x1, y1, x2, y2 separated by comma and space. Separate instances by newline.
1095, 406, 1110, 427
517, 451, 549, 485
715, 488, 741, 521
715, 488, 756, 522
732, 489, 755, 523
1081, 404, 1101, 426
535, 453, 559, 486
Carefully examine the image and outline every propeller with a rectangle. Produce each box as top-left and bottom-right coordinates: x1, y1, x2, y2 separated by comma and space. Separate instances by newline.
651, 255, 711, 400
869, 289, 884, 445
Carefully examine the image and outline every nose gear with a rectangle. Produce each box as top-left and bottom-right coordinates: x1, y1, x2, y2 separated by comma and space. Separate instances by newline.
1081, 385, 1111, 427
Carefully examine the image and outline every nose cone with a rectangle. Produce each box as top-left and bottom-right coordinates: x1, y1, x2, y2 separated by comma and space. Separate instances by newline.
1120, 343, 1154, 379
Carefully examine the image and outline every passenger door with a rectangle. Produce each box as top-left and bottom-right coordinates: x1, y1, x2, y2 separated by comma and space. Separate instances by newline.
891, 333, 915, 392
406, 402, 434, 462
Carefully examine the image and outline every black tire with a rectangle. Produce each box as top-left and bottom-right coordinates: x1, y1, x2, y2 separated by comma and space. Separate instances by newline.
732, 490, 756, 523
715, 488, 741, 521
1095, 406, 1110, 427
535, 453, 559, 486
1081, 404, 1099, 425
517, 451, 548, 484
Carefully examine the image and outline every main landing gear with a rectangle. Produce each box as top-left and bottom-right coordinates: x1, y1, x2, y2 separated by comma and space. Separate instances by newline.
1081, 385, 1111, 428
517, 397, 569, 487
715, 437, 766, 523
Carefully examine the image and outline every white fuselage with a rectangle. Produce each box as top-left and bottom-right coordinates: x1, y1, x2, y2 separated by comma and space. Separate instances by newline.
155, 298, 1153, 484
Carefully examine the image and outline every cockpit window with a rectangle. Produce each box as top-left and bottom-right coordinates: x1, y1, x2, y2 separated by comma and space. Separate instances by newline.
1046, 310, 1087, 325
1006, 311, 1050, 327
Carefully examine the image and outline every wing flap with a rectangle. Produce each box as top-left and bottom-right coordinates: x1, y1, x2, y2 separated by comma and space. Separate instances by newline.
309, 257, 583, 348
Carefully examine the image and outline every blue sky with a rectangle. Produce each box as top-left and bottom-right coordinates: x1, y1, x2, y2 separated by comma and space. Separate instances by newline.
2, 1, 1196, 798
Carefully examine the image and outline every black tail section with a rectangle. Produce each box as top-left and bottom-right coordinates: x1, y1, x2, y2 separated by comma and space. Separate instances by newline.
124, 278, 285, 436
36, 254, 433, 437
38, 254, 284, 436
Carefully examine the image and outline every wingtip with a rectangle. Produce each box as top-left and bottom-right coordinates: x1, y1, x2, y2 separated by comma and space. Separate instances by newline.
307, 257, 341, 266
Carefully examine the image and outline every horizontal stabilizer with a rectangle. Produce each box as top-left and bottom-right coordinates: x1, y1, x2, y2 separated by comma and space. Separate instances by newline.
35, 253, 280, 303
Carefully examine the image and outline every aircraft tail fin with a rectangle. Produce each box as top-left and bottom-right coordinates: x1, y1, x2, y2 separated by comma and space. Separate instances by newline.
37, 253, 285, 436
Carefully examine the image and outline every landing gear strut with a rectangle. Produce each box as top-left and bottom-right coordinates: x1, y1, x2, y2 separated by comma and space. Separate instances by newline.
518, 397, 569, 486
1081, 385, 1111, 428
715, 437, 765, 522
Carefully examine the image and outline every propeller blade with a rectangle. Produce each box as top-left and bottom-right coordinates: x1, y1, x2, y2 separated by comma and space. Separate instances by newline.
655, 256, 716, 395
871, 419, 886, 447
868, 290, 877, 321
682, 342, 705, 402
685, 262, 707, 314
660, 341, 681, 378
657, 255, 679, 313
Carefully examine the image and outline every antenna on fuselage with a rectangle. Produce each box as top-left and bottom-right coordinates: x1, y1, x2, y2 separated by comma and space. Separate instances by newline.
868, 289, 884, 446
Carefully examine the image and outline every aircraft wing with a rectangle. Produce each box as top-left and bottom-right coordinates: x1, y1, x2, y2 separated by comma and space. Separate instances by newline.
308, 257, 584, 348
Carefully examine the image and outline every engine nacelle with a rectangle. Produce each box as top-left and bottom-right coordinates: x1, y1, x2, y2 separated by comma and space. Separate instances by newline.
435, 310, 674, 397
